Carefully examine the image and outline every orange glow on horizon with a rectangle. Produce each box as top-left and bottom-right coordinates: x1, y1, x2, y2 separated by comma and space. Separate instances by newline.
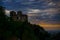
30, 21, 60, 30
39, 23, 60, 30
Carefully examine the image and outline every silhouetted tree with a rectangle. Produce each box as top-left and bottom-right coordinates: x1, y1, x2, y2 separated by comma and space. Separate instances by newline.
51, 32, 60, 40
30, 24, 50, 40
0, 6, 6, 22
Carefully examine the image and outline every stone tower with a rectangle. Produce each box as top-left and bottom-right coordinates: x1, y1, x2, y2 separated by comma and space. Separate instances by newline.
17, 11, 22, 21
21, 14, 28, 22
10, 11, 28, 22
10, 11, 17, 21
17, 11, 28, 22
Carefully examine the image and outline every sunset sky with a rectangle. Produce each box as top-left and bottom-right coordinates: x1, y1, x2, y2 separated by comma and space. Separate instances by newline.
0, 0, 60, 30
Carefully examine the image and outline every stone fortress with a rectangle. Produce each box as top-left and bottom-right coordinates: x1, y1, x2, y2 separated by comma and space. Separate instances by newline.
0, 6, 28, 22
10, 11, 28, 22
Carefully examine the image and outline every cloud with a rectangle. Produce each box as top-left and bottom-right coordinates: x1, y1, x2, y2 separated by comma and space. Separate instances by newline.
29, 0, 35, 2
27, 8, 60, 23
48, 2, 56, 6
27, 9, 41, 13
5, 10, 10, 16
27, 8, 59, 14
2, 0, 12, 2
21, 1, 33, 5
2, 0, 60, 11
43, 8, 59, 13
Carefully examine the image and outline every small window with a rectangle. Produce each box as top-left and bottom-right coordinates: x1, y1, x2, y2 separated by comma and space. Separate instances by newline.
19, 17, 20, 19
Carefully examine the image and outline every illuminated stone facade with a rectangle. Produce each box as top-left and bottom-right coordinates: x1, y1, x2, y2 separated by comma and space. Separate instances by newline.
10, 11, 28, 22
